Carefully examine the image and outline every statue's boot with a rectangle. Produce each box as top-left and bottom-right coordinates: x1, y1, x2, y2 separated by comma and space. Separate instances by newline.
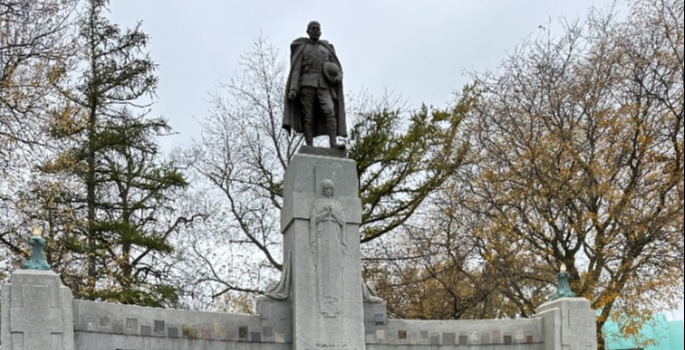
304, 125, 314, 146
327, 120, 345, 149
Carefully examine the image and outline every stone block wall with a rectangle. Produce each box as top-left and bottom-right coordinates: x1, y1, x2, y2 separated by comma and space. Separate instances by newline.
1, 270, 293, 350
73, 300, 290, 347
366, 319, 543, 348
1, 268, 595, 350
71, 297, 294, 349
362, 302, 542, 349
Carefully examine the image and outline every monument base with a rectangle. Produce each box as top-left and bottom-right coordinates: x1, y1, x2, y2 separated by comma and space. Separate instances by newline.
1, 269, 74, 350
536, 297, 598, 350
282, 151, 365, 350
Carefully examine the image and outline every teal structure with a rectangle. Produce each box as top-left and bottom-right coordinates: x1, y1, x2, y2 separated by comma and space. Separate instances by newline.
23, 235, 51, 270
551, 268, 576, 300
604, 314, 684, 350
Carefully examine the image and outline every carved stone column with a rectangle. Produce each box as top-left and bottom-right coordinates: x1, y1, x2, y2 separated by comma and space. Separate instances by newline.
536, 297, 597, 350
1, 269, 75, 350
281, 150, 365, 350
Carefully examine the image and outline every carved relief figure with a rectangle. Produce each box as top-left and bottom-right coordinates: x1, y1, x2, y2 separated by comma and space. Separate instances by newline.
311, 179, 347, 317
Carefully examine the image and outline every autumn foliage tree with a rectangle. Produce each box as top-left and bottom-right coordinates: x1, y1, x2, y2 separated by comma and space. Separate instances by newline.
368, 222, 510, 320
429, 0, 683, 347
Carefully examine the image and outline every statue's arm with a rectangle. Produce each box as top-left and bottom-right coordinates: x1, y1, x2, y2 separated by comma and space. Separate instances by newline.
310, 205, 327, 247
331, 205, 347, 250
331, 210, 344, 225
288, 49, 303, 94
330, 202, 345, 226
324, 42, 343, 84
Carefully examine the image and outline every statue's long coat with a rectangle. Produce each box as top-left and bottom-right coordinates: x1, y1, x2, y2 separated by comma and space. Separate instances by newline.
283, 38, 347, 137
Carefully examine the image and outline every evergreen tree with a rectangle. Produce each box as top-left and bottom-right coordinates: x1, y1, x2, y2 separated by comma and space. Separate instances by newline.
37, 0, 189, 306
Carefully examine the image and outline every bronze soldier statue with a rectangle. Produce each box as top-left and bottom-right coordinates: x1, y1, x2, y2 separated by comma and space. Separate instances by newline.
283, 21, 346, 149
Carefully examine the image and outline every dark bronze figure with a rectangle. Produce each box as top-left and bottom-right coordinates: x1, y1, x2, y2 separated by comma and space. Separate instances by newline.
283, 21, 347, 149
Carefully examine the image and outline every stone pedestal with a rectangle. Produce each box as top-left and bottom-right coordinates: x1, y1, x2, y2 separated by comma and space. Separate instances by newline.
282, 152, 365, 350
536, 297, 597, 350
1, 269, 74, 350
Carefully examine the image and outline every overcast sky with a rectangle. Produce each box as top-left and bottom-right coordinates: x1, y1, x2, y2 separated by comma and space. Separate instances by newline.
106, 0, 627, 149
106, 0, 683, 321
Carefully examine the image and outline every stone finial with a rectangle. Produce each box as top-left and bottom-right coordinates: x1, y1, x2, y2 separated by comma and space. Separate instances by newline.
23, 228, 51, 270
551, 263, 576, 300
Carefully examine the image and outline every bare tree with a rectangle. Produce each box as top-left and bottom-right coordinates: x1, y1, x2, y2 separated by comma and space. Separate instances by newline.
1, 0, 77, 278
182, 35, 470, 308
1, 0, 76, 161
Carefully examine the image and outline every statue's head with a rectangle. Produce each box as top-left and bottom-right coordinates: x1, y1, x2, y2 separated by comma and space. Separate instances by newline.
321, 179, 334, 197
307, 21, 321, 41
